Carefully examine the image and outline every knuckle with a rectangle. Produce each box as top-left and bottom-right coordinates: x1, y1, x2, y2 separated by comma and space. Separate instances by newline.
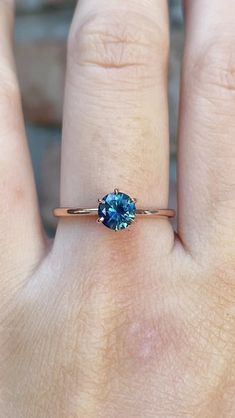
68, 11, 168, 85
191, 38, 235, 94
78, 271, 183, 379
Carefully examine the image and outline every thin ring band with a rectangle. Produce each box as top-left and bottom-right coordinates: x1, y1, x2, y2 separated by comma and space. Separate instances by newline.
53, 189, 175, 231
53, 208, 175, 218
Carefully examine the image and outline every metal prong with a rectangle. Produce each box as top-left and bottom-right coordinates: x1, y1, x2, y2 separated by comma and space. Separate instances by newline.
128, 219, 136, 229
98, 199, 105, 204
114, 188, 119, 195
132, 197, 137, 203
97, 217, 104, 224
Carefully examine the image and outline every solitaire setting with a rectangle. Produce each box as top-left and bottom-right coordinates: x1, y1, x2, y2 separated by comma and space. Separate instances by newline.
53, 188, 175, 230
97, 189, 136, 231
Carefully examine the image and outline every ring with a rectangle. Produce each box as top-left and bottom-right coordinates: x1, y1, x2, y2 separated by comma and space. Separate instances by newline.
53, 188, 175, 231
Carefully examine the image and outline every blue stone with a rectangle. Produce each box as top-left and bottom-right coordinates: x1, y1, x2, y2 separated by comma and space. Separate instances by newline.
98, 192, 136, 230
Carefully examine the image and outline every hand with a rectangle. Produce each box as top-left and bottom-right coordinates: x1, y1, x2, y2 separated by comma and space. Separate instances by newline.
0, 1, 235, 417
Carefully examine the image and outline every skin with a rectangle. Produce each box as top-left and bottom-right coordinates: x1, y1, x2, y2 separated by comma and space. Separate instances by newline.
0, 0, 235, 417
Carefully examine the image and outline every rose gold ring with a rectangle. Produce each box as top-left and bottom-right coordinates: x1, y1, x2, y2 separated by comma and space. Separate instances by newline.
53, 188, 175, 231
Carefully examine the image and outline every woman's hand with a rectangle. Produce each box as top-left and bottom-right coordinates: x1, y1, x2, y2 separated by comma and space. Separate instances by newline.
1, 1, 235, 417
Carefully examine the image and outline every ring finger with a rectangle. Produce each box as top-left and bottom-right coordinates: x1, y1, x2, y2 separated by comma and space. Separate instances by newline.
56, 0, 173, 251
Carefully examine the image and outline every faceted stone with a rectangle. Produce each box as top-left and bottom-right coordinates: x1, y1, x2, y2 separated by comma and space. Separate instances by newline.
98, 192, 136, 231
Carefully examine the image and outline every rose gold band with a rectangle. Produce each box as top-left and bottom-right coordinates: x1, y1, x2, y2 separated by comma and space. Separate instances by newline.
53, 207, 175, 218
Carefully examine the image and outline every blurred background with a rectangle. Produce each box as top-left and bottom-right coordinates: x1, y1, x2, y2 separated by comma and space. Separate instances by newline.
15, 0, 184, 235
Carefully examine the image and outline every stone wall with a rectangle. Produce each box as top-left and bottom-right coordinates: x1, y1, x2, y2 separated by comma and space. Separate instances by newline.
16, 0, 76, 12
14, 0, 183, 233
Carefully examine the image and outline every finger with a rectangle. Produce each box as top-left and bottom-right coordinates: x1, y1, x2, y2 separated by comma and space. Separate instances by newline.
57, 0, 173, 245
178, 1, 235, 257
0, 1, 45, 294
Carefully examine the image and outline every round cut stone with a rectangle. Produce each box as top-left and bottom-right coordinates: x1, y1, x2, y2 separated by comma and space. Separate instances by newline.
98, 192, 136, 230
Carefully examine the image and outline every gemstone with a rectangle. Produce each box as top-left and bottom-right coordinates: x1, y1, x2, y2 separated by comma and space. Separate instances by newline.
98, 191, 136, 230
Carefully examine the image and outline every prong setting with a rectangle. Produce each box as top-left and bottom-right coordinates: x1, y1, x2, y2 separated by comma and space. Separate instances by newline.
98, 199, 105, 204
98, 190, 136, 230
97, 217, 104, 224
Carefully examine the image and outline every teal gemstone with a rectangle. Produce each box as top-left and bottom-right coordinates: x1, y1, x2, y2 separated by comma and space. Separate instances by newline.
98, 192, 136, 230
